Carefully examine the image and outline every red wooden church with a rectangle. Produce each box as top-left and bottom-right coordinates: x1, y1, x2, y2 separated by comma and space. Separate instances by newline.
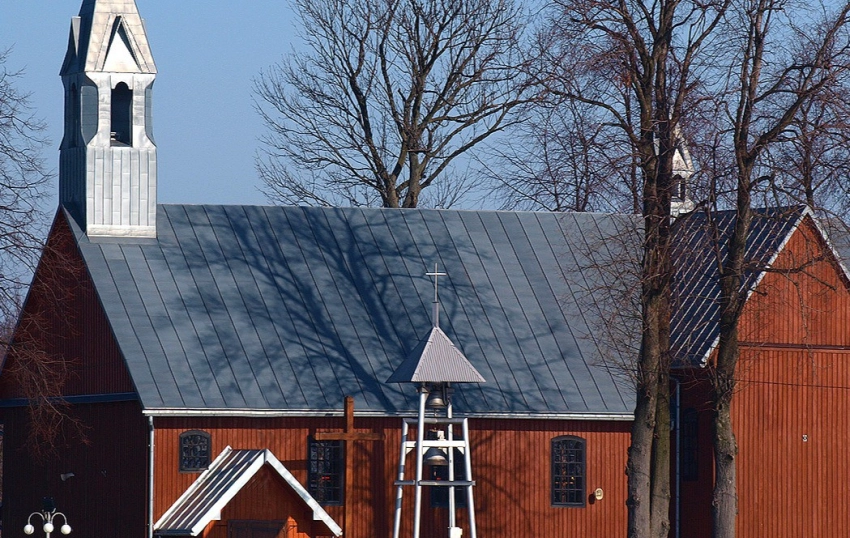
2, 2, 850, 538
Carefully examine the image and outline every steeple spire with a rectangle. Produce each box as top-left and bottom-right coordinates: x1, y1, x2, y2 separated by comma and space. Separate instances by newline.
60, 0, 158, 238
671, 126, 695, 217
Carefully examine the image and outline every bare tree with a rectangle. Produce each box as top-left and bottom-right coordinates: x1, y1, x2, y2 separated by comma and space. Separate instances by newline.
254, 0, 536, 208
4, 223, 88, 463
482, 99, 642, 212
522, 0, 850, 535
0, 48, 84, 462
534, 1, 730, 536
0, 48, 49, 328
766, 84, 850, 214
697, 2, 850, 536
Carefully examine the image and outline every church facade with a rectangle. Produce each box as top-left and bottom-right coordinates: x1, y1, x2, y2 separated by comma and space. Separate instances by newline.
3, 2, 850, 538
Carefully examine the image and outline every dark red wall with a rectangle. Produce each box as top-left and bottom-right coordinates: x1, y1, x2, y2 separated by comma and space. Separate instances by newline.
676, 218, 850, 537
0, 211, 145, 538
0, 211, 135, 399
154, 415, 631, 538
2, 401, 148, 538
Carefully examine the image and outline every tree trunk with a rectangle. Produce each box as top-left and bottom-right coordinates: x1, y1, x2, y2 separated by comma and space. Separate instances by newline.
651, 372, 671, 538
710, 192, 750, 538
627, 365, 657, 538
712, 391, 738, 538
712, 307, 742, 538
628, 202, 673, 538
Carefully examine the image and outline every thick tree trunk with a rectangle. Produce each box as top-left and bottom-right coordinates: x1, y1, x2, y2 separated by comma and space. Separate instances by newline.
712, 311, 742, 538
651, 373, 671, 538
628, 179, 673, 538
712, 392, 738, 538
710, 195, 750, 538
627, 353, 658, 538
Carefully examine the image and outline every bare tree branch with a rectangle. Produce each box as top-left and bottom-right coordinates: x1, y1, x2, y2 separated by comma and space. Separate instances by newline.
254, 0, 538, 208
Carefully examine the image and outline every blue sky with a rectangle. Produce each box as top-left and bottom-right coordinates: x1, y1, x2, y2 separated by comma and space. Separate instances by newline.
1, 1, 299, 206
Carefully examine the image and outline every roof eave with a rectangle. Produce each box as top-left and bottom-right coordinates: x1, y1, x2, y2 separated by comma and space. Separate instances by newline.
142, 407, 634, 421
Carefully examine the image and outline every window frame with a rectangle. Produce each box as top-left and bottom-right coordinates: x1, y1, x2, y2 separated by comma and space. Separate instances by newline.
179, 430, 211, 473
307, 438, 344, 506
551, 435, 586, 507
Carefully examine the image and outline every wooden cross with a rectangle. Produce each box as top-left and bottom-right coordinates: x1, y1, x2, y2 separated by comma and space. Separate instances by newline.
314, 396, 383, 536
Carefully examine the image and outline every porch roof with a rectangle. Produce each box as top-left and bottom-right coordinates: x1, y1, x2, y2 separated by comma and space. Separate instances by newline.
154, 446, 342, 537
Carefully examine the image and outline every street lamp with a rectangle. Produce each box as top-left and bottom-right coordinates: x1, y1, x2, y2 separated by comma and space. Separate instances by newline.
24, 498, 71, 538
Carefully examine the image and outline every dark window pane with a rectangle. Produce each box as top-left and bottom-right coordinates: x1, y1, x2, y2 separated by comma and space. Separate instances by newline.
552, 436, 586, 507
180, 430, 211, 472
308, 439, 344, 505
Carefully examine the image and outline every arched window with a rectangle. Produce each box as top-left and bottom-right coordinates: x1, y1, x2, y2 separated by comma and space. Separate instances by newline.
179, 430, 211, 472
552, 435, 585, 507
111, 82, 133, 146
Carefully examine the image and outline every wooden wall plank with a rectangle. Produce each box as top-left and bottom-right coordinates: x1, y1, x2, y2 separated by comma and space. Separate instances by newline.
154, 416, 631, 538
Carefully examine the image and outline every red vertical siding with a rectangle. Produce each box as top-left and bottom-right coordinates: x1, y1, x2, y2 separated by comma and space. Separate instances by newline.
0, 211, 135, 399
731, 219, 850, 537
154, 416, 631, 538
211, 466, 327, 538
0, 213, 144, 538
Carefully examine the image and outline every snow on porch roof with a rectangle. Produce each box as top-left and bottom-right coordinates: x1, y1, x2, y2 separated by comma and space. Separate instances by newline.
154, 446, 342, 537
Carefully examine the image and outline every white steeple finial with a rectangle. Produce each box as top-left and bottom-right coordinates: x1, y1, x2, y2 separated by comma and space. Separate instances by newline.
671, 125, 695, 217
426, 264, 447, 328
60, 0, 158, 238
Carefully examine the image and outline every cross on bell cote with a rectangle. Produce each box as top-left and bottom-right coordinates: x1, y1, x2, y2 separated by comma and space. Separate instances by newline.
426, 264, 447, 329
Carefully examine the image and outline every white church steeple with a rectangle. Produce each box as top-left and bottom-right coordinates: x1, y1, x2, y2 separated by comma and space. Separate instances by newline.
60, 0, 157, 238
671, 127, 695, 217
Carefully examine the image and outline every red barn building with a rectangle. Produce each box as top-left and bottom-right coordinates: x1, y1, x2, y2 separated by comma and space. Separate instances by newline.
2, 2, 850, 538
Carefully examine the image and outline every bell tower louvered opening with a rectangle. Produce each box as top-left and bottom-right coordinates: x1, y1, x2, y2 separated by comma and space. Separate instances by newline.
110, 82, 133, 146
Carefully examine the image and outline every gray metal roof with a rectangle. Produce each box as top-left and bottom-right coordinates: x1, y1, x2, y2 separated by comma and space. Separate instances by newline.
154, 446, 341, 536
386, 326, 486, 384
70, 205, 637, 418
670, 207, 806, 366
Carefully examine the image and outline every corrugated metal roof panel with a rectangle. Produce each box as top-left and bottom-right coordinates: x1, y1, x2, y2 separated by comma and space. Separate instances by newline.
386, 327, 486, 383
670, 207, 805, 366
74, 206, 647, 417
